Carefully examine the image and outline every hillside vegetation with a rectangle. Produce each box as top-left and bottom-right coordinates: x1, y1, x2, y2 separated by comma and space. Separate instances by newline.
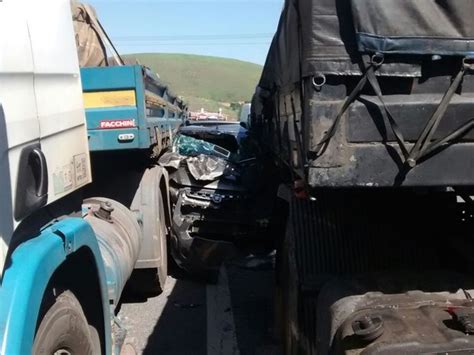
123, 53, 262, 119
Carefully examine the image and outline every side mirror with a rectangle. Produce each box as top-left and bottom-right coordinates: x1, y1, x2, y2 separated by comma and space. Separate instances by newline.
240, 122, 248, 129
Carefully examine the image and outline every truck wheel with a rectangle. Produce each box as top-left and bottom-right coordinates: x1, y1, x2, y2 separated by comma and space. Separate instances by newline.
33, 290, 101, 355
128, 189, 168, 296
156, 189, 168, 288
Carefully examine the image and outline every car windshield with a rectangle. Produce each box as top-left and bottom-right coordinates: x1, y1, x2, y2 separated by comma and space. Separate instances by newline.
174, 123, 256, 163
174, 134, 231, 160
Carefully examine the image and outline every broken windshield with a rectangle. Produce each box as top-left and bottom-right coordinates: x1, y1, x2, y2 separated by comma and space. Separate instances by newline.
174, 134, 231, 160
174, 125, 257, 164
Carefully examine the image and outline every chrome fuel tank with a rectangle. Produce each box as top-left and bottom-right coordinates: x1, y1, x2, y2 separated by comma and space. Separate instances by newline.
84, 198, 141, 304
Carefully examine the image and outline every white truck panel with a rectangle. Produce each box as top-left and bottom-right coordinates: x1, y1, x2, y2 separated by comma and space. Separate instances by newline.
0, 2, 40, 274
27, 0, 92, 201
0, 0, 92, 274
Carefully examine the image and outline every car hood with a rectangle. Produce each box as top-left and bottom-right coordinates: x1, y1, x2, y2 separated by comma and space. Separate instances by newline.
170, 165, 247, 192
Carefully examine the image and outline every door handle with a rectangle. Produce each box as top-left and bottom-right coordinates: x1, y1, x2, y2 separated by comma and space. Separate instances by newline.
14, 144, 48, 221
31, 148, 48, 197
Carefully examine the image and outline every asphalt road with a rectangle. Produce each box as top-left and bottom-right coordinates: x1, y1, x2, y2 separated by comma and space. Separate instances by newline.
118, 254, 280, 355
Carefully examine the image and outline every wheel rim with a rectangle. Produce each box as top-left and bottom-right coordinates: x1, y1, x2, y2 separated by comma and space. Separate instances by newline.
53, 349, 72, 355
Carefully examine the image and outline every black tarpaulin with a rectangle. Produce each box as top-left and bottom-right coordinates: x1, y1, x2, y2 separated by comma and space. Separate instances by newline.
352, 0, 474, 55
259, 0, 474, 91
300, 0, 360, 76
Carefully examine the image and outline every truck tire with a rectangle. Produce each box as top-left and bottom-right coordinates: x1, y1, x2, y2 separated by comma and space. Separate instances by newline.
128, 189, 168, 296
156, 189, 168, 288
33, 290, 101, 355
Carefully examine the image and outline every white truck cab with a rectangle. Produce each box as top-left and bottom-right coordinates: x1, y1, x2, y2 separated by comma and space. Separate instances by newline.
0, 0, 91, 274
0, 2, 175, 353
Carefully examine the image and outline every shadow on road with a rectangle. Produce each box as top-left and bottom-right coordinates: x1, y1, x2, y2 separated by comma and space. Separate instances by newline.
119, 255, 279, 355
142, 276, 207, 355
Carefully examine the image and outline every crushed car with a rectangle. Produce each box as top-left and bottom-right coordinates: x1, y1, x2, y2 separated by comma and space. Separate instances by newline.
159, 120, 274, 276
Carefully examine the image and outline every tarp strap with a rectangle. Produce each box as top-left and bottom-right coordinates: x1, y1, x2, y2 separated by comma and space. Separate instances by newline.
291, 95, 306, 171
362, 54, 410, 160
407, 58, 474, 167
315, 64, 371, 156
316, 54, 410, 159
315, 54, 385, 156
316, 55, 474, 167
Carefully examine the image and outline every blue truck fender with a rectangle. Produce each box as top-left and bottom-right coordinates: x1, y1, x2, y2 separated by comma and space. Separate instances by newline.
0, 218, 111, 355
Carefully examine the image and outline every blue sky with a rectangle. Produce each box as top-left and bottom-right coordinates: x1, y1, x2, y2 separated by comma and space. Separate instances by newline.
89, 0, 284, 65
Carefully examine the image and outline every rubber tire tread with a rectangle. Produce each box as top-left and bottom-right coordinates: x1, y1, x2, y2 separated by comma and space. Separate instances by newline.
33, 290, 100, 355
128, 189, 168, 296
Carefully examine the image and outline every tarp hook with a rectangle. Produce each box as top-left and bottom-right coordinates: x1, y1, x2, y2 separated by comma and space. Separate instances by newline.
312, 73, 326, 90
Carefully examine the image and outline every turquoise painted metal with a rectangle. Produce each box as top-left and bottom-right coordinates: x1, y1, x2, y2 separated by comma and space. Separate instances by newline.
0, 53, 188, 355
0, 218, 111, 355
0, 64, 190, 354
81, 65, 186, 152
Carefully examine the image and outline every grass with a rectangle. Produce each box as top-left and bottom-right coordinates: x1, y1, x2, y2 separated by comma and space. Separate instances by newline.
123, 53, 262, 119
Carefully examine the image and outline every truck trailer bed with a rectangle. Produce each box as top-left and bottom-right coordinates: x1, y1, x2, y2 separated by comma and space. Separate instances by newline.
81, 65, 185, 153
253, 0, 474, 188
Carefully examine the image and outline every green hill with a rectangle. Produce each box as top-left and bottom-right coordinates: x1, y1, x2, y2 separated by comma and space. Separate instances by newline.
123, 53, 262, 119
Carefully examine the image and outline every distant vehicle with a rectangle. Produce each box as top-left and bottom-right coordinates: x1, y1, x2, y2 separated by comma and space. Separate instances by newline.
185, 119, 238, 127
189, 110, 228, 121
